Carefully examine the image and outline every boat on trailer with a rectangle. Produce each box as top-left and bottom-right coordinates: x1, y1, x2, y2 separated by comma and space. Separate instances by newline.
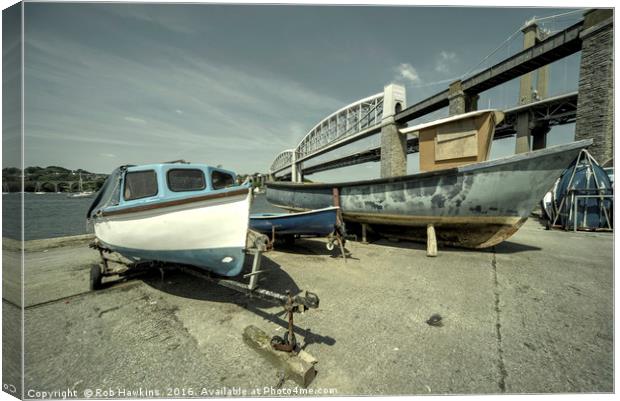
266, 110, 591, 249
249, 206, 347, 254
86, 162, 320, 339
87, 162, 252, 276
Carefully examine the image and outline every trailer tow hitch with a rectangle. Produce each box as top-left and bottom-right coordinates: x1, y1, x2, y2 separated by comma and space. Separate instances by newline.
270, 291, 318, 353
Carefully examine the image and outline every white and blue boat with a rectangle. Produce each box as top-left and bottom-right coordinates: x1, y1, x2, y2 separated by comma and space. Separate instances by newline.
87, 162, 252, 276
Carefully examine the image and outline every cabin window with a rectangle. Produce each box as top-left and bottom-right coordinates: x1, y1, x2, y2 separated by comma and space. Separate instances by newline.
167, 169, 206, 192
123, 170, 158, 201
211, 170, 235, 190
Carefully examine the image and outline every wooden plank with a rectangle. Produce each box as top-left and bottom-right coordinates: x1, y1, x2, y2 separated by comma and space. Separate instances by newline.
242, 325, 317, 387
427, 224, 438, 257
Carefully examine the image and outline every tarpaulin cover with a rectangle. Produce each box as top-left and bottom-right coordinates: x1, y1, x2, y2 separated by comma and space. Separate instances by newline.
86, 167, 124, 219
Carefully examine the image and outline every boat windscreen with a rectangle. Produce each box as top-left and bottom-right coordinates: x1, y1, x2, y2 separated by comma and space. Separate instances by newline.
86, 167, 124, 219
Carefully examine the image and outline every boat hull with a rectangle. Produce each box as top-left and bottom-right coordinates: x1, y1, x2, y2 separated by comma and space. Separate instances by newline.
93, 189, 251, 276
267, 141, 590, 248
249, 207, 339, 237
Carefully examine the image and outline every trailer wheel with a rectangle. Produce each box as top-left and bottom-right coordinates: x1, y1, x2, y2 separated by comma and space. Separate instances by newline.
283, 235, 295, 246
90, 264, 103, 291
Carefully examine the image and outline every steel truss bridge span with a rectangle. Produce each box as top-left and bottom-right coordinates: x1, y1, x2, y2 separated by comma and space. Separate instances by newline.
270, 93, 385, 174
276, 91, 578, 179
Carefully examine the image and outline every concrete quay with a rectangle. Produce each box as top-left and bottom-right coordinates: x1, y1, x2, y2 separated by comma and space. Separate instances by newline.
2, 219, 613, 396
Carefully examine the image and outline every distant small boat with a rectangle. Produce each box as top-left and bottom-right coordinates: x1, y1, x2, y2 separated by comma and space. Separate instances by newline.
250, 206, 339, 237
68, 191, 94, 198
87, 163, 252, 276
34, 191, 46, 195
68, 171, 94, 198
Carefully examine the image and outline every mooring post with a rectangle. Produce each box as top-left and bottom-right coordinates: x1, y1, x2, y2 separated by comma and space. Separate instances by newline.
427, 224, 437, 257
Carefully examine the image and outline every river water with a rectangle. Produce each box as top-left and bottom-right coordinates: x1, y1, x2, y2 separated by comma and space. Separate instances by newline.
2, 192, 283, 240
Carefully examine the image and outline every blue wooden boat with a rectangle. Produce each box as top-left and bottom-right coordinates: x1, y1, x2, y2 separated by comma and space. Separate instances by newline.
250, 206, 340, 237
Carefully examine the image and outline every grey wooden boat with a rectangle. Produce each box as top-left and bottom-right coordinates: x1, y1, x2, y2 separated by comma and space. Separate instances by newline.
266, 140, 591, 248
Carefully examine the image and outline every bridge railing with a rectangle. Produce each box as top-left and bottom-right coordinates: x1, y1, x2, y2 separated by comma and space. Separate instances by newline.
270, 149, 294, 173
296, 93, 383, 161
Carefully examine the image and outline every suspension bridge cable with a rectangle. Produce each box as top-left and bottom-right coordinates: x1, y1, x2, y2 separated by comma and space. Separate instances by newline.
459, 9, 585, 80
460, 27, 522, 78
531, 9, 584, 23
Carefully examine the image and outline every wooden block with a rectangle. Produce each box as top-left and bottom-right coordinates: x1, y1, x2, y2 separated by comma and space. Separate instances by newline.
427, 224, 438, 257
361, 223, 369, 244
243, 325, 316, 387
298, 350, 318, 365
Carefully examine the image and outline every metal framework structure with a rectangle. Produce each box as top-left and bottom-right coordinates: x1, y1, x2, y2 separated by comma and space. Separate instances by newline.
269, 93, 384, 174
270, 149, 294, 174
495, 91, 578, 138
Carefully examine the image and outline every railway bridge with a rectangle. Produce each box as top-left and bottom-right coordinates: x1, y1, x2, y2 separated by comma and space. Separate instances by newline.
269, 9, 612, 181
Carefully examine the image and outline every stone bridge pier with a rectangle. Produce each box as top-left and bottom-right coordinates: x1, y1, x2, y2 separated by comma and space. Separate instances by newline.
574, 9, 614, 166
380, 84, 408, 178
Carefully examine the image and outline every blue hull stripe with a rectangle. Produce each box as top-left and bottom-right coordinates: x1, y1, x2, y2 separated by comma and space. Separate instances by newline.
103, 243, 246, 277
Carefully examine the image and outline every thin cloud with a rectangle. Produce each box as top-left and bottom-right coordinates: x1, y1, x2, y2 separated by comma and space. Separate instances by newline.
105, 5, 201, 35
124, 116, 147, 124
434, 51, 458, 74
394, 63, 421, 84
24, 29, 347, 173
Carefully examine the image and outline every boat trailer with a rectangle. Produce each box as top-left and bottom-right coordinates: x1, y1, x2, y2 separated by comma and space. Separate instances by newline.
88, 229, 319, 353
266, 222, 348, 262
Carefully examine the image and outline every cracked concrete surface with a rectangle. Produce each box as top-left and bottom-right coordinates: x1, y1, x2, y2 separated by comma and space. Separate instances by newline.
2, 219, 613, 396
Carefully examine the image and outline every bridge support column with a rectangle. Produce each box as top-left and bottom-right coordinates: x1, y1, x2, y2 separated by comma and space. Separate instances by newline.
448, 80, 478, 116
291, 152, 303, 183
380, 84, 407, 178
575, 9, 614, 166
532, 124, 550, 151
515, 21, 553, 154
515, 110, 551, 153
519, 23, 538, 105
514, 112, 532, 153
380, 122, 407, 177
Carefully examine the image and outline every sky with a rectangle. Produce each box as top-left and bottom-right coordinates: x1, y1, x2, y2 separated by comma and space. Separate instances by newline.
2, 2, 587, 180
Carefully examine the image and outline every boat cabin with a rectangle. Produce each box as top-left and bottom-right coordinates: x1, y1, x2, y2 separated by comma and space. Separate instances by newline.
121, 164, 237, 204
87, 163, 243, 217
400, 110, 504, 172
